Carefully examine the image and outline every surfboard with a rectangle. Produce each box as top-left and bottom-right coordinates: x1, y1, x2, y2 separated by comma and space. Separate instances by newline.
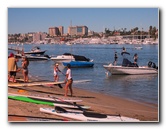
8, 96, 89, 109
40, 107, 140, 122
8, 93, 82, 103
8, 81, 65, 87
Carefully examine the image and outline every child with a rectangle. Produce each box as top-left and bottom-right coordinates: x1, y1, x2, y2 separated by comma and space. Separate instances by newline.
54, 63, 61, 82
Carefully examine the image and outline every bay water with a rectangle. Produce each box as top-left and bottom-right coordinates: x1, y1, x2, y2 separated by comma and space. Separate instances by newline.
8, 43, 159, 105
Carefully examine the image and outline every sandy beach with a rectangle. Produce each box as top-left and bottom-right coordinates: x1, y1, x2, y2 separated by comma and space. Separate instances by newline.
8, 72, 158, 122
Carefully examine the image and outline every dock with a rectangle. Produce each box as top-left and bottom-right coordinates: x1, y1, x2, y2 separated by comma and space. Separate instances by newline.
8, 46, 24, 53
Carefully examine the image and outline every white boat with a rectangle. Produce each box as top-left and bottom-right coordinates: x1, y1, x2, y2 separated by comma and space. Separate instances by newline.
103, 52, 158, 75
134, 46, 143, 50
50, 53, 92, 64
24, 46, 46, 55
50, 53, 75, 62
15, 54, 51, 61
25, 54, 50, 61
40, 107, 140, 122
103, 64, 158, 75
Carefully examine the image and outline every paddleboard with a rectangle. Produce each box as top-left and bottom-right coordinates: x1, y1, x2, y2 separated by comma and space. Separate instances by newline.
8, 81, 65, 87
8, 115, 62, 122
40, 107, 140, 122
73, 80, 91, 83
8, 93, 82, 103
8, 96, 89, 109
53, 103, 91, 109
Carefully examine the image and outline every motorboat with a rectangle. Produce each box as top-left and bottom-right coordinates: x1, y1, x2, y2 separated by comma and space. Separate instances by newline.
15, 54, 50, 61
103, 52, 158, 75
50, 53, 75, 62
24, 46, 46, 55
134, 46, 143, 50
25, 54, 50, 61
61, 54, 94, 68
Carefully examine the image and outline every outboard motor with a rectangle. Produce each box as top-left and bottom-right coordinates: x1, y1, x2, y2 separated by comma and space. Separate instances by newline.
148, 61, 158, 70
44, 54, 50, 58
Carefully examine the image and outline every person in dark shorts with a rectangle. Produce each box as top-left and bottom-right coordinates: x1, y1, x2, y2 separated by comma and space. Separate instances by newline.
64, 64, 73, 97
133, 53, 138, 67
8, 54, 20, 82
113, 52, 118, 65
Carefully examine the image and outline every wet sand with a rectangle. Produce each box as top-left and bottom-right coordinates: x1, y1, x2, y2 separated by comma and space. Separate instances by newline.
8, 72, 158, 122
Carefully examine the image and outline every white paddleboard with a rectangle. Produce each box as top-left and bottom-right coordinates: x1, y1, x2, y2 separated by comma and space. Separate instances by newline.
53, 103, 91, 109
73, 80, 91, 83
40, 108, 140, 122
8, 93, 82, 103
8, 81, 65, 87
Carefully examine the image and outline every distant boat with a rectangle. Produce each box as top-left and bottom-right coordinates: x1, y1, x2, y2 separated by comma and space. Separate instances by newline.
63, 61, 94, 68
24, 46, 46, 55
25, 54, 50, 61
134, 46, 143, 50
50, 53, 75, 62
61, 54, 94, 68
15, 54, 50, 61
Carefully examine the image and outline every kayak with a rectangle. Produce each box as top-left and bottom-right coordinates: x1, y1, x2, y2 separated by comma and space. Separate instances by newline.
40, 107, 140, 122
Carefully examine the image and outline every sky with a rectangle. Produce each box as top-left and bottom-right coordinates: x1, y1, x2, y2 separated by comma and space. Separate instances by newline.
8, 8, 158, 34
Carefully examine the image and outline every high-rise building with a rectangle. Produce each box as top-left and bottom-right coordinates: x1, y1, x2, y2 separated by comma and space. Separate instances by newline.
58, 26, 64, 36
49, 26, 64, 36
68, 26, 88, 36
33, 32, 46, 42
49, 27, 59, 36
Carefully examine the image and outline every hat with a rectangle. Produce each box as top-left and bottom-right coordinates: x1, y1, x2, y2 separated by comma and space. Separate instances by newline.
55, 63, 59, 66
9, 52, 14, 57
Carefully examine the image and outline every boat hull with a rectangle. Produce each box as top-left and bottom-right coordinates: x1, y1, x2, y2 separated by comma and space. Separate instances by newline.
24, 50, 46, 55
63, 61, 94, 68
103, 65, 158, 75
26, 56, 50, 61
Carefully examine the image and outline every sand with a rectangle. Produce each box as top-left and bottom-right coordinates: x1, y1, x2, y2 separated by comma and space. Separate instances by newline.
8, 72, 158, 122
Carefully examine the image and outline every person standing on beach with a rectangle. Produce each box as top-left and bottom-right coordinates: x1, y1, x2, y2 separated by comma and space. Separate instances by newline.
22, 56, 29, 82
64, 64, 73, 97
54, 63, 61, 82
8, 54, 20, 83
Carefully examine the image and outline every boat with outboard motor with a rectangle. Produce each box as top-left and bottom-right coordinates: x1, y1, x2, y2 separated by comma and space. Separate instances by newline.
103, 52, 158, 75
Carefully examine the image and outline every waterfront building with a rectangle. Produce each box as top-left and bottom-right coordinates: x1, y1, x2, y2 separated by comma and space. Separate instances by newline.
68, 26, 88, 36
58, 26, 64, 36
48, 27, 59, 36
33, 32, 47, 42
49, 26, 64, 36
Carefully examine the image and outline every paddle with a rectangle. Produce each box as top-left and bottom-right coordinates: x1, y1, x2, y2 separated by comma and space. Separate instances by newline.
57, 84, 63, 88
